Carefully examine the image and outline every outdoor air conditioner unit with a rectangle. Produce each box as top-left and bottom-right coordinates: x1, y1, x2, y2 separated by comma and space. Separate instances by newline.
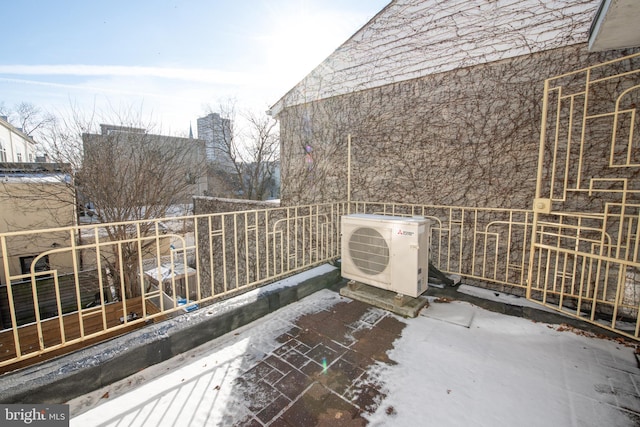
341, 214, 430, 298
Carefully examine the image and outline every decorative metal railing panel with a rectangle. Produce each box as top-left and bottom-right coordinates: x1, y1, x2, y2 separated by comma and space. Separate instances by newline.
0, 203, 347, 369
6, 192, 640, 371
529, 52, 640, 340
349, 202, 533, 290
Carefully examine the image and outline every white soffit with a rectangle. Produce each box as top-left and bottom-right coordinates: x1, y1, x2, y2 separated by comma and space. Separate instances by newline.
589, 0, 640, 51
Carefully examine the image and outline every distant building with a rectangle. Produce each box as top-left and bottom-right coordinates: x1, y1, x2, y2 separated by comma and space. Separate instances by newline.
196, 113, 233, 166
82, 124, 208, 206
0, 162, 76, 286
0, 116, 37, 163
99, 123, 146, 136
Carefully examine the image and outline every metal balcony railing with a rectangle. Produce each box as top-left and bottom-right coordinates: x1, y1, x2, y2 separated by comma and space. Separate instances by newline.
0, 203, 347, 370
2, 200, 640, 371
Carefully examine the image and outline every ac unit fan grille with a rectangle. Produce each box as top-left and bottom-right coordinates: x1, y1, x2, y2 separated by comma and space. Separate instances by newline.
348, 227, 390, 275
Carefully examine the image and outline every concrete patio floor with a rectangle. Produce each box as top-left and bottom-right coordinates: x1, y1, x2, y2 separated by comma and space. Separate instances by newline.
68, 285, 640, 426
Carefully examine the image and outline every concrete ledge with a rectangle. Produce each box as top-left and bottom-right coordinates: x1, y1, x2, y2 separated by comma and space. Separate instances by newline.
0, 264, 341, 404
3, 266, 630, 405
339, 281, 429, 317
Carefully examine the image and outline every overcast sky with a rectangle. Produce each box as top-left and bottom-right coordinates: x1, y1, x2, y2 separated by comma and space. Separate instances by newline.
1, 0, 389, 135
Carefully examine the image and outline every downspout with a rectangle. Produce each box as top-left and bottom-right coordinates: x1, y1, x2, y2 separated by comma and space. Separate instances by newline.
8, 126, 14, 162
347, 134, 351, 214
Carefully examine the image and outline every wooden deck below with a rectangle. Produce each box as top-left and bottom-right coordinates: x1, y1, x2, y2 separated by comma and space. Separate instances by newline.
0, 297, 164, 374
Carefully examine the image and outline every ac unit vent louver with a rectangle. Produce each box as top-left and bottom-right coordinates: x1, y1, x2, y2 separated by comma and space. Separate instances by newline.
348, 227, 390, 275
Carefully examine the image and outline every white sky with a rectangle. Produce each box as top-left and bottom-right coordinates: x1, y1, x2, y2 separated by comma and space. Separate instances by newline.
0, 0, 390, 136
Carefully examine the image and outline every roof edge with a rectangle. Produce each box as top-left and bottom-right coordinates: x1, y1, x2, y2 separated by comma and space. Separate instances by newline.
269, 0, 394, 117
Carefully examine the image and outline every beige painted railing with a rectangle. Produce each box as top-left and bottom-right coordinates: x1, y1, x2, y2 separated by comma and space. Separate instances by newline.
0, 203, 347, 369
352, 201, 640, 340
528, 52, 640, 340
3, 198, 640, 370
349, 202, 533, 290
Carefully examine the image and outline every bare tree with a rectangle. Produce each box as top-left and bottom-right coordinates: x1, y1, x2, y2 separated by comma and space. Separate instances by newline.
16, 102, 56, 138
240, 111, 280, 200
40, 107, 205, 298
202, 100, 279, 200
0, 101, 56, 138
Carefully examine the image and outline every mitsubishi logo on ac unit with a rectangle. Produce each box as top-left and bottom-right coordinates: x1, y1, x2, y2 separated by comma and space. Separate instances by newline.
397, 229, 414, 236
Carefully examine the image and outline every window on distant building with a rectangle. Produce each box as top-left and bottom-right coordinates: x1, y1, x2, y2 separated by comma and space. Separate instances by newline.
0, 142, 6, 162
20, 255, 50, 275
16, 152, 22, 162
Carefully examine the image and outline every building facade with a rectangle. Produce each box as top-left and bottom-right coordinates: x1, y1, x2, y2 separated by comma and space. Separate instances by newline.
271, 0, 640, 210
82, 124, 208, 209
0, 116, 37, 163
196, 113, 233, 166
0, 163, 76, 286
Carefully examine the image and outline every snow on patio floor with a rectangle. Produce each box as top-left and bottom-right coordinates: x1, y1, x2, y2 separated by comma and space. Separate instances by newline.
68, 289, 640, 427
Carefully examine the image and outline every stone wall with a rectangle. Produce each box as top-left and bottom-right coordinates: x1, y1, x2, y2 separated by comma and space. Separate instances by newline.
192, 197, 281, 296
193, 196, 280, 215
275, 0, 599, 111
277, 45, 639, 210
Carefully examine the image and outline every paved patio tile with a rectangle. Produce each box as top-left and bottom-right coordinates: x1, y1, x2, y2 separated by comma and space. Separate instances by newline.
69, 288, 640, 427
235, 378, 283, 413
256, 394, 291, 424
280, 348, 312, 369
274, 369, 314, 400
315, 359, 365, 395
263, 354, 296, 375
230, 294, 405, 425
331, 300, 372, 324
295, 329, 326, 348
307, 343, 340, 366
300, 359, 324, 377
350, 332, 398, 364
277, 382, 367, 427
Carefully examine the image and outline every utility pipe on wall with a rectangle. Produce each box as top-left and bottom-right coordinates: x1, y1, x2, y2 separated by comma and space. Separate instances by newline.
347, 134, 351, 214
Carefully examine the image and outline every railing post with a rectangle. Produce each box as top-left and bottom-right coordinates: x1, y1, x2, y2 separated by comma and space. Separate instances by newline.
527, 78, 551, 300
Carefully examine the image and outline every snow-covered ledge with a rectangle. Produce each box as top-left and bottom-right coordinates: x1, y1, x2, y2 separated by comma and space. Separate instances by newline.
0, 264, 341, 404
